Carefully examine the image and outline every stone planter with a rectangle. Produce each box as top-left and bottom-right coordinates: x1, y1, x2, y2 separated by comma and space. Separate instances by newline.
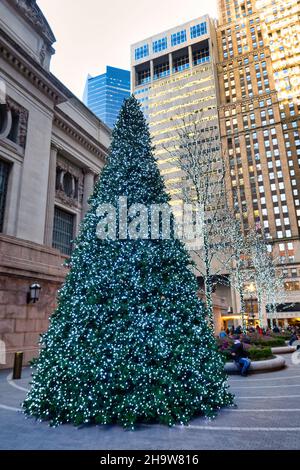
225, 355, 286, 374
271, 346, 296, 354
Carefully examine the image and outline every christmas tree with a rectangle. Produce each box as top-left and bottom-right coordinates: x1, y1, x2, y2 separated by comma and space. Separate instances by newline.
23, 96, 233, 427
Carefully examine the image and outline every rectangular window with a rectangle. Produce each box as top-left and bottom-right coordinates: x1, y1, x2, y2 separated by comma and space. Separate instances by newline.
135, 44, 149, 60
173, 53, 189, 72
52, 207, 75, 256
193, 47, 210, 65
285, 281, 300, 291
171, 30, 187, 47
154, 62, 170, 80
0, 159, 10, 232
190, 22, 207, 39
152, 37, 167, 53
137, 69, 151, 85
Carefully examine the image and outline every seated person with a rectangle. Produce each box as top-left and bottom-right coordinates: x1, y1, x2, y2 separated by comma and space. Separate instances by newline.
231, 337, 251, 377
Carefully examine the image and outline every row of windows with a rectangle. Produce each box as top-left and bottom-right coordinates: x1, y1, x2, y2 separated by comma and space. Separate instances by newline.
190, 22, 207, 39
136, 49, 210, 85
153, 37, 168, 53
135, 22, 208, 60
135, 44, 149, 60
171, 29, 187, 47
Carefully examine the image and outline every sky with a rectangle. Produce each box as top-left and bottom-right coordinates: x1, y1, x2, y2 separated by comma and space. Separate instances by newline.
37, 0, 218, 100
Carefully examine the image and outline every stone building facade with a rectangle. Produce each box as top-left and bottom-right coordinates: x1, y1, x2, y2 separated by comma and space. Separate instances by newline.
0, 0, 111, 368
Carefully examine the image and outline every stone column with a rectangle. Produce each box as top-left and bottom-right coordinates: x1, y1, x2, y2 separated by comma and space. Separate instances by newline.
169, 53, 173, 75
82, 169, 95, 217
188, 45, 193, 68
131, 67, 136, 91
44, 145, 58, 246
150, 60, 154, 82
4, 161, 22, 236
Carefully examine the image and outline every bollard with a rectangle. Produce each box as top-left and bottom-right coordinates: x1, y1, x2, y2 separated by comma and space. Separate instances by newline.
12, 351, 23, 380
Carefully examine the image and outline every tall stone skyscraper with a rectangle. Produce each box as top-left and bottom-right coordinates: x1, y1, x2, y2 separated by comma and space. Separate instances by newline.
217, 0, 300, 323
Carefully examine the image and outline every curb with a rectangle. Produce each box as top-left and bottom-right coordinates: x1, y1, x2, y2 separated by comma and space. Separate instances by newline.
225, 355, 286, 374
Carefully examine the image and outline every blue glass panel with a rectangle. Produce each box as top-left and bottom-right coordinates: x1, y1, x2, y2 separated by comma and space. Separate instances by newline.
190, 22, 207, 39
171, 30, 187, 47
135, 44, 149, 60
152, 37, 168, 53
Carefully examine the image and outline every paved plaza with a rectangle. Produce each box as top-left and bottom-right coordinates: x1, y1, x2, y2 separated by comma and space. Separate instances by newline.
0, 354, 300, 450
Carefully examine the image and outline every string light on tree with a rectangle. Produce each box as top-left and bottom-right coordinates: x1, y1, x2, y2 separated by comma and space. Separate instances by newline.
23, 96, 233, 428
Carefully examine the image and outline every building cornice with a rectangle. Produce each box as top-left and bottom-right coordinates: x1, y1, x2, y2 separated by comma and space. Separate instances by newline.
0, 25, 112, 140
11, 0, 56, 46
0, 25, 70, 104
53, 107, 109, 163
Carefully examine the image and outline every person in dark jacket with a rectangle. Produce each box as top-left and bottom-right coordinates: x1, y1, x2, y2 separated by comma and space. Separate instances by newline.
235, 325, 242, 335
231, 338, 251, 377
289, 332, 299, 346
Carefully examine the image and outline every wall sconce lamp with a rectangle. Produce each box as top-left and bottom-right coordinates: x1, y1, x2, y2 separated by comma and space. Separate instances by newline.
27, 283, 41, 304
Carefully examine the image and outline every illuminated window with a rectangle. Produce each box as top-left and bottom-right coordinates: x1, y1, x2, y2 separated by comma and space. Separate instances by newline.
284, 281, 300, 291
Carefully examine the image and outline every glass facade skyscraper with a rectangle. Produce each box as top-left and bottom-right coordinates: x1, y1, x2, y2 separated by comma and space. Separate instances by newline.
83, 66, 130, 129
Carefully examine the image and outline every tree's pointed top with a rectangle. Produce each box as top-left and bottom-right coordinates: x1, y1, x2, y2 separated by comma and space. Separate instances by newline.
112, 94, 148, 141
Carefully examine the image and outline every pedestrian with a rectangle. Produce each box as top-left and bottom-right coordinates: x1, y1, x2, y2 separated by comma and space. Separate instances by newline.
235, 325, 242, 335
231, 336, 251, 377
273, 325, 280, 333
289, 331, 299, 346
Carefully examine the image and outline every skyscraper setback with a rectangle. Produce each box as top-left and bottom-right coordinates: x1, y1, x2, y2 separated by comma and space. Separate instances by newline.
216, 0, 300, 322
131, 16, 221, 215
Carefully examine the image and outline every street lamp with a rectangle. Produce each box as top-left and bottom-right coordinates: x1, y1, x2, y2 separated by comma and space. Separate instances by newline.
27, 283, 41, 304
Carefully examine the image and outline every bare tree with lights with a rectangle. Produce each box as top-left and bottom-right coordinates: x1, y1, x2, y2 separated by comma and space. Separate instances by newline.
247, 229, 288, 328
222, 210, 252, 333
164, 112, 232, 329
264, 266, 286, 329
